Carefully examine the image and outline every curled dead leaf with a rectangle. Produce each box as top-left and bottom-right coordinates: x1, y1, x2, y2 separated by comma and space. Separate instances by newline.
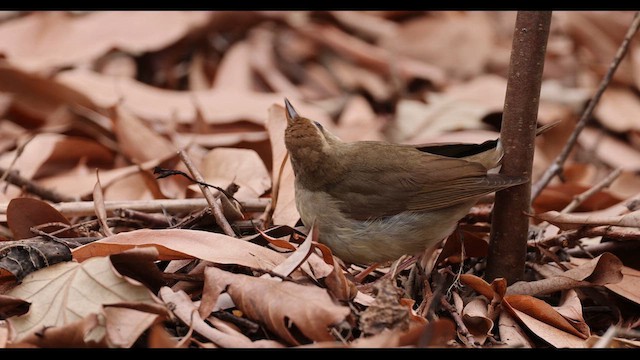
204, 267, 350, 345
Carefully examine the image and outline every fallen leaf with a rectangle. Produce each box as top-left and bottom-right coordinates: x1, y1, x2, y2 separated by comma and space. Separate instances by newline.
594, 87, 640, 132
503, 295, 587, 341
204, 266, 350, 345
0, 237, 72, 281
72, 228, 286, 270
211, 40, 253, 91
507, 253, 623, 296
379, 12, 495, 79
6, 197, 77, 239
389, 97, 491, 144
0, 11, 213, 72
93, 171, 113, 237
505, 304, 586, 348
200, 147, 271, 200
0, 294, 30, 318
497, 311, 533, 348
6, 256, 156, 341
113, 105, 176, 164
571, 257, 640, 306
461, 297, 493, 345
578, 127, 640, 171
0, 133, 113, 182
12, 313, 107, 348
533, 183, 622, 214
264, 104, 299, 227
103, 306, 160, 348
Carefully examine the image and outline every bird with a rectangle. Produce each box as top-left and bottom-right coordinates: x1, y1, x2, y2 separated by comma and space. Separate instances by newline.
283, 99, 547, 265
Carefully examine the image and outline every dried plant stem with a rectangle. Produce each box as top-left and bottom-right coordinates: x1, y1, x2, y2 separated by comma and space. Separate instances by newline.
439, 296, 479, 348
178, 150, 236, 237
487, 11, 552, 283
0, 166, 76, 203
534, 225, 640, 249
0, 198, 268, 218
531, 11, 640, 201
560, 168, 622, 215
537, 167, 622, 232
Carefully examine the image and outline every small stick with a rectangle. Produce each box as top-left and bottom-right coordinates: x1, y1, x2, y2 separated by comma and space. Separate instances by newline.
0, 198, 269, 218
537, 167, 622, 231
532, 225, 640, 248
560, 167, 622, 215
0, 166, 76, 203
178, 150, 236, 237
439, 295, 479, 348
531, 12, 640, 201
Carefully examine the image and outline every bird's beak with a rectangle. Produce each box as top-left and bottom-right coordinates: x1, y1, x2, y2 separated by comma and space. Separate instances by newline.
284, 98, 298, 125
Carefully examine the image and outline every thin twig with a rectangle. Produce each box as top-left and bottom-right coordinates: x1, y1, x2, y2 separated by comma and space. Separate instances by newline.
439, 295, 479, 348
536, 167, 623, 232
561, 168, 622, 215
531, 11, 640, 201
532, 225, 640, 248
0, 166, 76, 203
178, 150, 236, 237
0, 198, 269, 218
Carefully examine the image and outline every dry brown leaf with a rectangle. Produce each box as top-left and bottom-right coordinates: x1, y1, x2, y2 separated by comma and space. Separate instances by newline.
37, 157, 170, 199
571, 257, 640, 306
72, 228, 286, 270
0, 63, 97, 126
507, 253, 623, 296
211, 40, 253, 91
103, 306, 160, 348
199, 147, 271, 200
497, 311, 533, 348
379, 12, 495, 79
13, 313, 107, 348
57, 69, 332, 127
103, 172, 159, 201
534, 209, 640, 230
6, 256, 156, 342
389, 97, 492, 144
336, 95, 384, 142
330, 11, 398, 41
113, 105, 176, 164
93, 170, 113, 237
248, 27, 302, 97
6, 197, 76, 239
594, 87, 640, 132
509, 306, 586, 348
533, 183, 622, 214
0, 294, 30, 318
554, 290, 590, 338
296, 23, 446, 86
503, 295, 587, 341
0, 11, 213, 72
311, 242, 357, 302
265, 104, 299, 227
205, 266, 350, 345
461, 297, 493, 345
147, 322, 184, 348
578, 127, 640, 171
0, 133, 113, 182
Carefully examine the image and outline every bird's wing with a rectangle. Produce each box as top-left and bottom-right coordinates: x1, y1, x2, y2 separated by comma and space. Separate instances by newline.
325, 146, 525, 220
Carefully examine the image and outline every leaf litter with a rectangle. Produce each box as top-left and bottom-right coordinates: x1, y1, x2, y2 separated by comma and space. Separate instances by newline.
1, 10, 640, 348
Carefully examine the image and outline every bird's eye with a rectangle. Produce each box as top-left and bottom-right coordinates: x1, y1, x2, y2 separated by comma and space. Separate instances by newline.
314, 121, 324, 131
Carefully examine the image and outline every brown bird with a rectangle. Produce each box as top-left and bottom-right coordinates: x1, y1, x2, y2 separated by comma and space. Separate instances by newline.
284, 99, 544, 265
